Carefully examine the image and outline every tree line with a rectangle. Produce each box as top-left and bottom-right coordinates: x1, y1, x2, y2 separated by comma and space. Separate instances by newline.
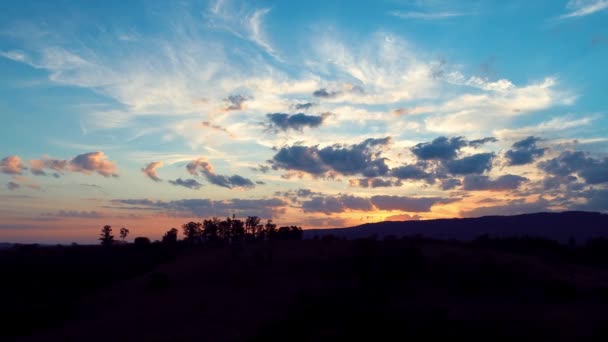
99, 215, 303, 246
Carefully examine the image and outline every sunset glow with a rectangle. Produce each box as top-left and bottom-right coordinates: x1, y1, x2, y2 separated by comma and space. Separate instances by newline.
1, 0, 607, 243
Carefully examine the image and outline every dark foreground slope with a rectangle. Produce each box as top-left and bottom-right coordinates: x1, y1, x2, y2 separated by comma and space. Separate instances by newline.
5, 236, 608, 341
305, 211, 608, 242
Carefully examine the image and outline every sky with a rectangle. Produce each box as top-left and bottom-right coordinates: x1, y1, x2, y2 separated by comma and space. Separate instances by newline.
1, 0, 607, 243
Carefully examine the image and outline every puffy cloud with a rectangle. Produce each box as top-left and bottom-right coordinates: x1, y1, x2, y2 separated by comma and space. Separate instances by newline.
112, 197, 288, 219
441, 178, 462, 190
223, 94, 249, 111
444, 153, 495, 175
169, 178, 203, 190
411, 136, 467, 160
463, 174, 528, 191
70, 152, 118, 177
505, 136, 546, 166
27, 153, 116, 177
390, 164, 434, 182
299, 193, 458, 214
29, 158, 67, 176
7, 181, 20, 191
271, 137, 391, 177
302, 195, 374, 214
142, 161, 164, 182
1, 156, 27, 174
539, 151, 608, 184
266, 113, 328, 131
187, 158, 255, 189
572, 189, 608, 212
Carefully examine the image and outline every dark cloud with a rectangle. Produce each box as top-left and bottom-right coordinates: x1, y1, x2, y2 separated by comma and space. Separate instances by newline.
112, 198, 287, 219
444, 153, 495, 175
1, 156, 27, 174
271, 137, 391, 177
468, 137, 498, 148
463, 174, 528, 191
293, 102, 315, 110
349, 178, 400, 188
266, 113, 328, 131
313, 88, 341, 98
7, 181, 20, 191
572, 189, 608, 212
223, 94, 249, 111
390, 164, 434, 182
441, 178, 462, 190
505, 136, 546, 166
302, 195, 374, 214
250, 164, 270, 173
411, 136, 467, 160
187, 158, 255, 189
370, 195, 457, 212
539, 151, 608, 184
142, 161, 163, 182
169, 178, 203, 190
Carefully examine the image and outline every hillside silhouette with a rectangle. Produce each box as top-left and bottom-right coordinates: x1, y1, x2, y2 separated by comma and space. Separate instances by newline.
2, 212, 608, 341
306, 211, 608, 242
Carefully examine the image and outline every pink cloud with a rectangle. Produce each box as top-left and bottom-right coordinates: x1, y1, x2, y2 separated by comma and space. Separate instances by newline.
142, 161, 164, 181
1, 156, 27, 174
70, 152, 118, 177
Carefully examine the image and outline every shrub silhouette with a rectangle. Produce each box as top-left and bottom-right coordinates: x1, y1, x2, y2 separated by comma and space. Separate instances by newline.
134, 237, 151, 246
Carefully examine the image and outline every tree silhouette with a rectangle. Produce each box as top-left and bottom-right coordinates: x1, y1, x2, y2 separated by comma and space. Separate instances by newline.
246, 216, 261, 240
218, 217, 232, 243
182, 221, 202, 244
203, 218, 220, 242
119, 227, 130, 242
99, 225, 114, 246
162, 228, 179, 244
263, 219, 277, 241
231, 217, 245, 242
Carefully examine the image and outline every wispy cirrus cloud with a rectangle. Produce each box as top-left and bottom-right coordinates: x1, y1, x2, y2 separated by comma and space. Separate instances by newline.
389, 11, 467, 20
559, 0, 608, 19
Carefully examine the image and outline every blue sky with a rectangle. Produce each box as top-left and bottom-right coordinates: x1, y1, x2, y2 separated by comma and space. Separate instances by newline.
1, 0, 607, 243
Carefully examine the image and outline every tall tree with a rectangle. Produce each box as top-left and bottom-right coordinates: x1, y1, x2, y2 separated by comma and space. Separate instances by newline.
203, 218, 220, 242
264, 219, 277, 240
245, 216, 261, 240
162, 228, 179, 244
182, 221, 202, 244
119, 227, 130, 242
99, 225, 114, 246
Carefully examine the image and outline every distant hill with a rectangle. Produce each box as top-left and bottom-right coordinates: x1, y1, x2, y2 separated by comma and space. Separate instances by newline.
304, 211, 608, 243
0, 243, 15, 250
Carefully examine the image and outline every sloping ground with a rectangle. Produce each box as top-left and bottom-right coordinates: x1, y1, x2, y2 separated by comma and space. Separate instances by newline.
19, 239, 608, 341
305, 211, 608, 242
